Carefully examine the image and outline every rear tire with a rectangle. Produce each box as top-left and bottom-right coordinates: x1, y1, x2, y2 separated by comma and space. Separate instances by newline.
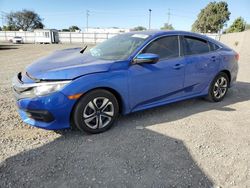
207, 72, 229, 102
73, 89, 119, 134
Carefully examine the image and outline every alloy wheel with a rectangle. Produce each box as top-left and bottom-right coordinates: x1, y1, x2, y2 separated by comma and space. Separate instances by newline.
83, 97, 114, 129
213, 76, 228, 99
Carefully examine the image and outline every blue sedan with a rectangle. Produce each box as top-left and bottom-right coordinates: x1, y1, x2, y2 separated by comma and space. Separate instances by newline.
12, 31, 239, 133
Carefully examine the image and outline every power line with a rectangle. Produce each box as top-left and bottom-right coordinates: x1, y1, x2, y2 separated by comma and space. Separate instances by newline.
0, 11, 8, 15
171, 13, 194, 20
0, 16, 3, 27
0, 12, 7, 27
86, 10, 145, 18
0, 9, 197, 29
168, 8, 198, 15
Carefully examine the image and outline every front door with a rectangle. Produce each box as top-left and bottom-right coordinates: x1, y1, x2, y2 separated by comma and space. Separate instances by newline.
128, 35, 185, 111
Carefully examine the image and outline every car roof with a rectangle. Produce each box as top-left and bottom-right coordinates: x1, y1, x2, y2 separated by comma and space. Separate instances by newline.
129, 30, 207, 39
128, 30, 228, 49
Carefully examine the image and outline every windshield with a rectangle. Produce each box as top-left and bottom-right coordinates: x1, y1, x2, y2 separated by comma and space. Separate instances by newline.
88, 33, 150, 60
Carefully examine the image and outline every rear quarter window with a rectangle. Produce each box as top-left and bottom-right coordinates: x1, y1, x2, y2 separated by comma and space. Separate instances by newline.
209, 42, 220, 51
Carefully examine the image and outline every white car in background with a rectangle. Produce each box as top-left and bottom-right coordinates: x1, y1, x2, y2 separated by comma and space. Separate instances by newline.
12, 36, 24, 44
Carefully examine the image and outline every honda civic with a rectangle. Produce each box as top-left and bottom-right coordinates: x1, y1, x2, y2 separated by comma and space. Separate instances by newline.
12, 31, 239, 133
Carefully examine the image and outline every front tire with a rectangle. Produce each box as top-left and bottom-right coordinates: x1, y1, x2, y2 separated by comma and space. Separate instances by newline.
207, 72, 229, 102
73, 89, 119, 134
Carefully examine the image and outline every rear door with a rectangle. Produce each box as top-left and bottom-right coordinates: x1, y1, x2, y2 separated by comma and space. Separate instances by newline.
182, 36, 220, 95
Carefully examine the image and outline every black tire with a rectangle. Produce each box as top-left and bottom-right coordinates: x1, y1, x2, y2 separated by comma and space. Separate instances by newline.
72, 89, 119, 134
207, 72, 229, 102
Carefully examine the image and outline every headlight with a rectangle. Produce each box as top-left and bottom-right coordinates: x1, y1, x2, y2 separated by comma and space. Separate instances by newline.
33, 82, 69, 96
14, 80, 71, 99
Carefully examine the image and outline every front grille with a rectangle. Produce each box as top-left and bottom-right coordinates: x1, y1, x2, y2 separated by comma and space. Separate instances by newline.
13, 73, 30, 92
17, 72, 22, 82
12, 72, 34, 100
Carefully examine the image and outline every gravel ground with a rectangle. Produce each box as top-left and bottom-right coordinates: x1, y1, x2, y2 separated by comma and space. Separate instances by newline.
0, 43, 249, 188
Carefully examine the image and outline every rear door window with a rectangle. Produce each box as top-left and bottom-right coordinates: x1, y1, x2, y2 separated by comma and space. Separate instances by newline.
183, 36, 209, 55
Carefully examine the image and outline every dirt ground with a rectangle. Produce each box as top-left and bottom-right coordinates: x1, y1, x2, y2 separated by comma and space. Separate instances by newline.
0, 43, 249, 188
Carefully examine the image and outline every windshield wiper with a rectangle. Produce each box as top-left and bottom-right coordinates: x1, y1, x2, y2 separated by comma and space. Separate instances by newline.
80, 45, 88, 54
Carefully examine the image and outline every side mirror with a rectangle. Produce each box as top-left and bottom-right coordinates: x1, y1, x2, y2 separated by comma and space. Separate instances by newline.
133, 53, 159, 64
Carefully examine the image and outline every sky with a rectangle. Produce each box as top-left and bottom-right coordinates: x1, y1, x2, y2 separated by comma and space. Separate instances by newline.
0, 0, 250, 31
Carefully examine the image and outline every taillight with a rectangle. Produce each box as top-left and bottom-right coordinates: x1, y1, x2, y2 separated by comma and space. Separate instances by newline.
235, 53, 239, 61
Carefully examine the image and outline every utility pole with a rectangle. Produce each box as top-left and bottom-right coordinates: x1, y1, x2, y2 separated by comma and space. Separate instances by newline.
167, 8, 170, 25
148, 9, 152, 30
86, 10, 90, 32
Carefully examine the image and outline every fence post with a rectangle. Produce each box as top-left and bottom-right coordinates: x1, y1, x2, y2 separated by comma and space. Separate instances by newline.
82, 32, 84, 43
5, 31, 7, 41
69, 32, 71, 44
106, 33, 109, 40
24, 31, 26, 43
34, 31, 36, 44
94, 33, 97, 44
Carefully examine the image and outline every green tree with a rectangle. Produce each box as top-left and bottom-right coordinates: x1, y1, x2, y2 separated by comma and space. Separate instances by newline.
61, 29, 70, 32
2, 25, 12, 31
6, 9, 44, 31
192, 1, 230, 33
227, 17, 246, 33
132, 26, 146, 31
161, 23, 174, 30
69, 25, 81, 32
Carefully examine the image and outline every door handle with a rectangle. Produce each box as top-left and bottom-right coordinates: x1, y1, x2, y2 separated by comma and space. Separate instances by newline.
173, 64, 184, 69
210, 56, 216, 62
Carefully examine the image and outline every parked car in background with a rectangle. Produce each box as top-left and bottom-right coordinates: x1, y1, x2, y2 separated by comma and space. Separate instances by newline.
12, 36, 24, 44
12, 30, 239, 134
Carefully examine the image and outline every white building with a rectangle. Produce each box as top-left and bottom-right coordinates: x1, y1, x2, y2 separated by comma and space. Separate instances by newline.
34, 29, 59, 43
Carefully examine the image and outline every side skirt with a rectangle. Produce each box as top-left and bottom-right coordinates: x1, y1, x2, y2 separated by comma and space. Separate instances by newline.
130, 92, 208, 113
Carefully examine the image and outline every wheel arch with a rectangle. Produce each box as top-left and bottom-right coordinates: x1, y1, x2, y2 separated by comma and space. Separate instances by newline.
220, 69, 231, 84
69, 87, 124, 128
93, 87, 124, 114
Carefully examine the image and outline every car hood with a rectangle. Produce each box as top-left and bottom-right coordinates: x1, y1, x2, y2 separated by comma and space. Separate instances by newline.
26, 48, 114, 80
